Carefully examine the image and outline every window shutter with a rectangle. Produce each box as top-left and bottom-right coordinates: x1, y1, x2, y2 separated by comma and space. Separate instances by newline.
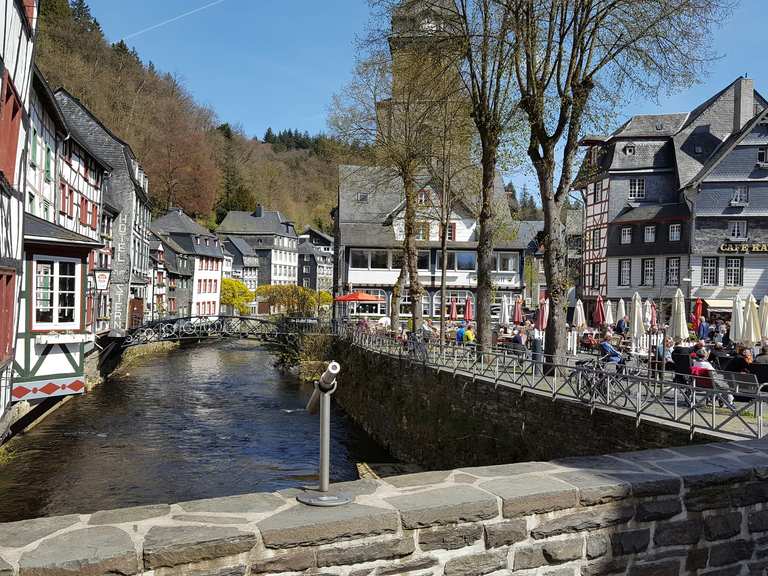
88, 251, 94, 272
450, 223, 457, 241
67, 190, 74, 217
86, 294, 93, 325
91, 203, 98, 230
80, 197, 88, 225
60, 184, 67, 214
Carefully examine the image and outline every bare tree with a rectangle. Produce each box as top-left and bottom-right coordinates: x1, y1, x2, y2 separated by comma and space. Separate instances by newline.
503, 0, 730, 361
331, 20, 463, 331
444, 0, 520, 350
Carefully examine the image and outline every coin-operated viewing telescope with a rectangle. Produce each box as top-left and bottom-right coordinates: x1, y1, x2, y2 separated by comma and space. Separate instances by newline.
297, 361, 351, 507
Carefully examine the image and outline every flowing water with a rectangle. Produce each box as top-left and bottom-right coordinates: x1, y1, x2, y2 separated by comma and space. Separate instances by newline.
0, 340, 392, 521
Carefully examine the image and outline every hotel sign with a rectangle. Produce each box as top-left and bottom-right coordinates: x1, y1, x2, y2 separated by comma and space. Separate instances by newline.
719, 242, 768, 253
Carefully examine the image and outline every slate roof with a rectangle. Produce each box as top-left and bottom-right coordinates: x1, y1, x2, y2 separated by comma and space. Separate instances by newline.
608, 140, 676, 171
222, 236, 261, 268
24, 214, 103, 246
303, 226, 334, 244
218, 209, 297, 237
161, 242, 192, 277
612, 203, 690, 224
54, 88, 148, 209
687, 107, 768, 188
151, 208, 215, 237
611, 114, 688, 138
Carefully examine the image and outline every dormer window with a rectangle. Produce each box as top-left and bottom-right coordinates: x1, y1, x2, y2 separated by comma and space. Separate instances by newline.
196, 237, 200, 245
758, 147, 767, 166
624, 145, 635, 156
629, 178, 645, 200
356, 191, 369, 202
694, 145, 703, 155
730, 186, 749, 206
417, 189, 429, 205
655, 122, 664, 131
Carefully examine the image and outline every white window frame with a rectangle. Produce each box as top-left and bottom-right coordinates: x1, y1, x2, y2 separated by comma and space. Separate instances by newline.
642, 258, 655, 287
624, 145, 635, 156
349, 249, 369, 269
669, 224, 681, 242
356, 190, 369, 202
618, 259, 631, 287
629, 178, 645, 200
621, 227, 632, 245
666, 257, 680, 286
725, 257, 743, 287
32, 255, 82, 331
728, 220, 747, 240
758, 147, 767, 164
731, 186, 749, 205
496, 252, 518, 273
702, 257, 719, 286
644, 225, 655, 243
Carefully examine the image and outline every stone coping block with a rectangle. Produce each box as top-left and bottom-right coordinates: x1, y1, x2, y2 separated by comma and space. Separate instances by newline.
0, 515, 80, 549
480, 474, 578, 517
89, 503, 170, 525
385, 485, 498, 528
177, 492, 285, 514
258, 504, 399, 548
143, 525, 257, 570
1, 440, 767, 575
18, 526, 138, 576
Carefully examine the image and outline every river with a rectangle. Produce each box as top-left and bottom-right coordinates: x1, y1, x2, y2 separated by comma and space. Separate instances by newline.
0, 340, 393, 522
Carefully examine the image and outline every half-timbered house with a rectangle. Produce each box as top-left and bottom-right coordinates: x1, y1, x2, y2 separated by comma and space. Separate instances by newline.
0, 0, 38, 437
12, 68, 102, 409
54, 88, 152, 334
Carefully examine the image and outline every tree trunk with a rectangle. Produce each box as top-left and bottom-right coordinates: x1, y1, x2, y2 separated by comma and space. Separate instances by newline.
538, 170, 568, 364
476, 144, 497, 351
439, 211, 449, 351
402, 172, 424, 332
390, 264, 406, 334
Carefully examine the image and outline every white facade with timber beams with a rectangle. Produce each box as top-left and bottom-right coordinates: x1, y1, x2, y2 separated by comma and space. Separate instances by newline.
0, 0, 38, 437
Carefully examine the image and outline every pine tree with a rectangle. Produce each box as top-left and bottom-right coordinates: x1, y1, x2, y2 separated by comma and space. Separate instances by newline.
263, 127, 275, 143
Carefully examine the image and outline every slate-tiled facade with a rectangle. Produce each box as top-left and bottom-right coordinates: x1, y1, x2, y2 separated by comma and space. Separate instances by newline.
575, 76, 768, 318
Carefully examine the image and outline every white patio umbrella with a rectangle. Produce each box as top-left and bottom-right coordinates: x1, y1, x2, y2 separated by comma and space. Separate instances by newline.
573, 299, 587, 333
605, 300, 615, 326
616, 299, 626, 323
742, 294, 761, 347
630, 292, 646, 344
731, 295, 744, 346
499, 295, 510, 327
760, 295, 768, 341
668, 288, 689, 342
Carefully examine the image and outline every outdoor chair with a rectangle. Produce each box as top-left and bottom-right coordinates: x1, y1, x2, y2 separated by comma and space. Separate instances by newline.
747, 363, 768, 385
721, 370, 760, 401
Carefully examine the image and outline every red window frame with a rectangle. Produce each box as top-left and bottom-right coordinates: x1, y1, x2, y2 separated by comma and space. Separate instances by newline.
67, 189, 74, 218
0, 71, 23, 184
0, 269, 15, 363
59, 184, 67, 214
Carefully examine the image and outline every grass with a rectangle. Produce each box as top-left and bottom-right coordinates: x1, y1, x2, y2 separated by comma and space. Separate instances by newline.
0, 444, 15, 466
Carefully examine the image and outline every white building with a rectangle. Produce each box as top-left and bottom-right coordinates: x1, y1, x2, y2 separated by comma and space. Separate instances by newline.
336, 166, 541, 320
151, 208, 224, 318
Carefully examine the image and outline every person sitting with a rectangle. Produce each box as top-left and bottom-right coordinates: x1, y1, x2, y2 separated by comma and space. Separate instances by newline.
463, 324, 476, 344
689, 340, 706, 359
656, 336, 675, 372
581, 331, 598, 351
455, 322, 466, 345
615, 315, 629, 335
511, 329, 523, 346
728, 347, 752, 373
708, 342, 730, 368
691, 350, 715, 388
599, 333, 625, 370
754, 346, 768, 364
697, 316, 710, 341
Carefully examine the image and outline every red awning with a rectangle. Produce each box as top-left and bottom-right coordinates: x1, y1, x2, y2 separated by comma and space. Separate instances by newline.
334, 291, 385, 303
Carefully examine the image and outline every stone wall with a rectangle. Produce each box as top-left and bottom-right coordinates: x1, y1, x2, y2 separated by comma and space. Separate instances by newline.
1, 440, 767, 575
331, 344, 708, 470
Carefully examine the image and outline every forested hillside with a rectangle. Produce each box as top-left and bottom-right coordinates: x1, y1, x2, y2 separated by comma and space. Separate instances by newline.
36, 0, 361, 230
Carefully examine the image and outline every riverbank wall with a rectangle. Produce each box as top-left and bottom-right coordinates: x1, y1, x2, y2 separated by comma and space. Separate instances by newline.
0, 440, 766, 575
309, 338, 715, 469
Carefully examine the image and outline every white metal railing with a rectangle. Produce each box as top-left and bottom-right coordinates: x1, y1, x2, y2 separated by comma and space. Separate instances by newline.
339, 328, 767, 440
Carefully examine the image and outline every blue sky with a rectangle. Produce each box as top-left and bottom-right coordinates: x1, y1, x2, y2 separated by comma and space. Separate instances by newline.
89, 0, 763, 190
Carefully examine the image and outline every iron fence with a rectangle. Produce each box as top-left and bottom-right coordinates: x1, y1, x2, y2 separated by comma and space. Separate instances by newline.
341, 328, 767, 440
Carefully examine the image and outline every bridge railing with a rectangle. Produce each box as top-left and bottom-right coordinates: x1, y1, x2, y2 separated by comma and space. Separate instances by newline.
341, 328, 767, 440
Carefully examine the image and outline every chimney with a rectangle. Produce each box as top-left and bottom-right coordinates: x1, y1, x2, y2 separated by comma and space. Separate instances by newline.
253, 204, 263, 218
734, 76, 754, 131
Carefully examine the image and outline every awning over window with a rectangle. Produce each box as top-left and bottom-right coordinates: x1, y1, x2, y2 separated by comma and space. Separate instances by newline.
704, 299, 734, 313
